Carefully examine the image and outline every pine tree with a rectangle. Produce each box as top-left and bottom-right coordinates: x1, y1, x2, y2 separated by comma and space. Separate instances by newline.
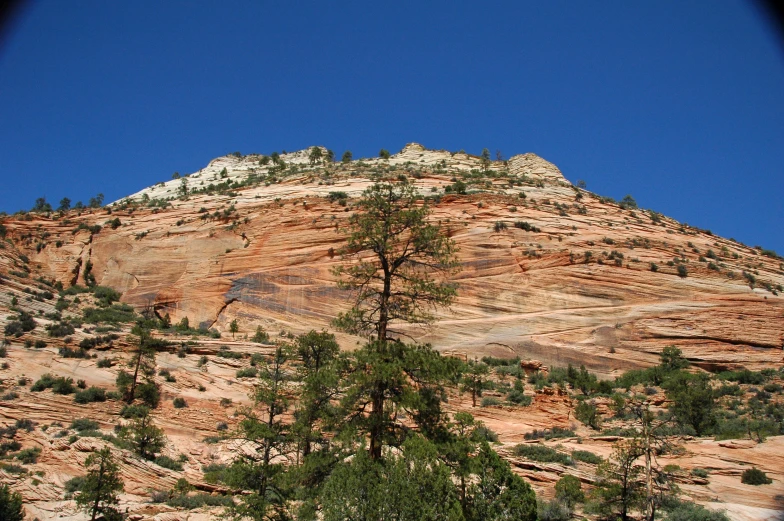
664, 371, 716, 435
116, 326, 158, 406
332, 180, 459, 460
461, 361, 489, 407
320, 435, 463, 521
464, 441, 537, 521
589, 439, 645, 521
119, 406, 166, 460
292, 330, 341, 459
120, 406, 166, 460
75, 448, 124, 521
226, 345, 294, 520
480, 148, 491, 172
309, 146, 323, 166
0, 484, 24, 521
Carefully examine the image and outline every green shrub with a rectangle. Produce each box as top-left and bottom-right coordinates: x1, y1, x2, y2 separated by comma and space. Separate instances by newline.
663, 500, 730, 521
480, 396, 501, 407
70, 418, 99, 432
664, 372, 716, 436
46, 322, 75, 337
235, 367, 258, 378
59, 346, 90, 358
0, 441, 21, 456
251, 326, 270, 343
135, 381, 161, 408
506, 389, 531, 405
74, 386, 106, 404
740, 468, 772, 485
0, 483, 24, 520
159, 369, 176, 382
3, 322, 23, 337
513, 444, 573, 466
524, 427, 576, 441
715, 384, 742, 397
155, 455, 184, 471
691, 468, 709, 479
677, 264, 688, 278
92, 286, 121, 305
215, 349, 243, 359
31, 374, 76, 394
15, 419, 34, 432
82, 303, 137, 324
173, 397, 187, 408
16, 447, 41, 464
96, 358, 113, 368
202, 463, 229, 484
0, 463, 27, 474
575, 401, 601, 429
166, 493, 233, 509
63, 475, 86, 499
554, 474, 584, 506
717, 369, 768, 385
120, 404, 149, 419
514, 221, 541, 232
571, 450, 603, 464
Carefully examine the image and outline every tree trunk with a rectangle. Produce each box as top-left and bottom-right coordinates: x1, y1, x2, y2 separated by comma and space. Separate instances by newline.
369, 387, 384, 460
369, 262, 391, 461
127, 348, 142, 403
90, 460, 106, 521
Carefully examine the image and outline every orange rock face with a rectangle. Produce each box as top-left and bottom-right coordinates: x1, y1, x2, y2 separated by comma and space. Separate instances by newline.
6, 144, 781, 374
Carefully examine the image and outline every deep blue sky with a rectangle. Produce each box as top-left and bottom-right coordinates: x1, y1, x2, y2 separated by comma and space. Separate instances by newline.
1, 1, 782, 253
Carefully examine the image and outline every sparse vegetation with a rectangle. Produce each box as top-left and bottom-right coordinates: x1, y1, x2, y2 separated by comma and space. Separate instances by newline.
513, 444, 573, 466
741, 467, 772, 485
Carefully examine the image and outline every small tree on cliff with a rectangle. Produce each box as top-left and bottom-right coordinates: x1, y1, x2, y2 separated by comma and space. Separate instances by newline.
116, 326, 158, 406
226, 345, 294, 520
75, 447, 124, 521
461, 360, 490, 407
119, 407, 166, 460
309, 146, 323, 166
292, 330, 341, 459
480, 148, 491, 171
332, 180, 460, 459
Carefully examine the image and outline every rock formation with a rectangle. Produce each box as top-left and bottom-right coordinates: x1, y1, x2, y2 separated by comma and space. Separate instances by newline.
1, 143, 782, 519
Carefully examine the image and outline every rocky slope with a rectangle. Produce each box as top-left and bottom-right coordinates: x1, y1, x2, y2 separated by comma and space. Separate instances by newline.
5, 143, 782, 373
1, 143, 783, 519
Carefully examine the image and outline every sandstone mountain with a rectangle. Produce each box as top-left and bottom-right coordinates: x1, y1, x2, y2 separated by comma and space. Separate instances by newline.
1, 143, 782, 520
8, 143, 781, 373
